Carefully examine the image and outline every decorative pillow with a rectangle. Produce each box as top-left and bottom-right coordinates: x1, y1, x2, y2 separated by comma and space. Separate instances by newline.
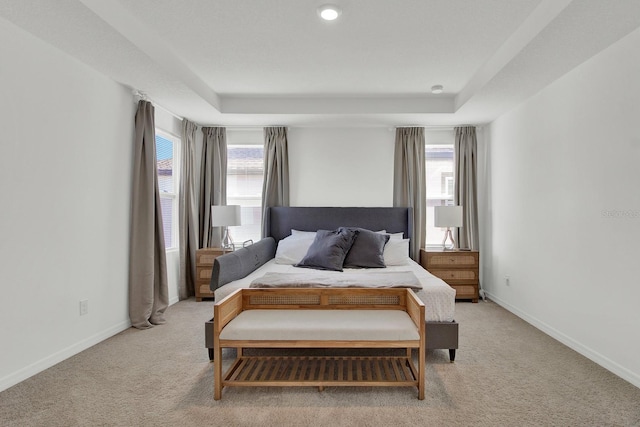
295, 228, 359, 271
343, 228, 390, 268
274, 234, 315, 265
383, 238, 410, 266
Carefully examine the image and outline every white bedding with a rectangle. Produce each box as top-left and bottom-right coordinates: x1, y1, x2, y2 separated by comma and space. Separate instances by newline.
250, 271, 422, 290
214, 259, 456, 322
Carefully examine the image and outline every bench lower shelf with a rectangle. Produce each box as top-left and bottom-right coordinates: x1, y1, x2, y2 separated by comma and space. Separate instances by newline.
223, 355, 419, 388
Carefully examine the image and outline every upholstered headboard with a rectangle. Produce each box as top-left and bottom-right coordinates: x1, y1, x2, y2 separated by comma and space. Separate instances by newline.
266, 207, 413, 258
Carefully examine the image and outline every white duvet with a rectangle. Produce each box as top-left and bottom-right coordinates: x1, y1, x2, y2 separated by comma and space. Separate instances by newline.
214, 259, 456, 322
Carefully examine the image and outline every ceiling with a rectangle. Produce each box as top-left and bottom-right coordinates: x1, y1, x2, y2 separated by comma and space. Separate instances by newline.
2, 0, 640, 127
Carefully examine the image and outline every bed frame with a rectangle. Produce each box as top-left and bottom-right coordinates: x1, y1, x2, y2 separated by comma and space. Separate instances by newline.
267, 207, 458, 361
205, 206, 458, 362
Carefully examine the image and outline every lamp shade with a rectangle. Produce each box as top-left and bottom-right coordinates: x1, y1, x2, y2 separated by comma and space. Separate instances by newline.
434, 206, 463, 228
211, 205, 242, 227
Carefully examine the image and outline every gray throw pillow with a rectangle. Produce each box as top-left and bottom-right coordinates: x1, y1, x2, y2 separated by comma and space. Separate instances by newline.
295, 228, 358, 271
343, 228, 390, 268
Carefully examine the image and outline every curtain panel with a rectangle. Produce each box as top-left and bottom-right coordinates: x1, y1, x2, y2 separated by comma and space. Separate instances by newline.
261, 127, 290, 238
199, 127, 227, 248
129, 100, 169, 329
178, 119, 199, 300
393, 127, 426, 261
454, 126, 480, 252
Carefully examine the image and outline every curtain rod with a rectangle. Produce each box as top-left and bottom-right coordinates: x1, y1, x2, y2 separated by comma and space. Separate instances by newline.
395, 124, 480, 129
155, 103, 184, 122
224, 125, 288, 129
133, 90, 184, 122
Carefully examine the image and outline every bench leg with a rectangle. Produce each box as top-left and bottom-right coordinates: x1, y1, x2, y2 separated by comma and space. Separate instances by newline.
449, 349, 456, 362
418, 346, 425, 400
214, 345, 223, 400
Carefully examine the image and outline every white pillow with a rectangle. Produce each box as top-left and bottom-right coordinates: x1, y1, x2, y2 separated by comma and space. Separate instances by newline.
275, 234, 315, 264
376, 231, 404, 240
383, 238, 410, 266
291, 230, 317, 239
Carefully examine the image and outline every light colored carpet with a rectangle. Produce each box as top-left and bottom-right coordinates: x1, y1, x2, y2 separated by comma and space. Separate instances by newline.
1, 299, 639, 427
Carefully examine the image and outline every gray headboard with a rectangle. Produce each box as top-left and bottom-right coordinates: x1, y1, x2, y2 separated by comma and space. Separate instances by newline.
266, 207, 413, 258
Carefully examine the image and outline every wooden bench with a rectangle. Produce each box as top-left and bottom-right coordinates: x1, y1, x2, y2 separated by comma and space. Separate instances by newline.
213, 288, 425, 400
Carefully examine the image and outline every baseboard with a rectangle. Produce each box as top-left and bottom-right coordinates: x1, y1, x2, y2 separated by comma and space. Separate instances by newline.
0, 319, 131, 393
486, 292, 640, 389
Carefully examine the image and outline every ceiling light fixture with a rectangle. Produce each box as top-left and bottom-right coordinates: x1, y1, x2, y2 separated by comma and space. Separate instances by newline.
318, 4, 342, 21
431, 85, 444, 94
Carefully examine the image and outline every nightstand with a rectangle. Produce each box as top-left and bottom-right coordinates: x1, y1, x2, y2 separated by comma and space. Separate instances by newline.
195, 248, 227, 301
420, 249, 479, 303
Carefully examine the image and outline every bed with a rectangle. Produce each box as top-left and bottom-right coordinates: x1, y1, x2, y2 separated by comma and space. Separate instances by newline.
206, 206, 459, 361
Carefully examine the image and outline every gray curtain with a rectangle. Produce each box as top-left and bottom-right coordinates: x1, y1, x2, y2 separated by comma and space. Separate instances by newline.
200, 127, 227, 248
393, 127, 426, 261
454, 126, 480, 251
261, 127, 290, 237
178, 119, 199, 300
129, 100, 169, 329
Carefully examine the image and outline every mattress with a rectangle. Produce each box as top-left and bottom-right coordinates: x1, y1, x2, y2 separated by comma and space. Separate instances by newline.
214, 259, 456, 322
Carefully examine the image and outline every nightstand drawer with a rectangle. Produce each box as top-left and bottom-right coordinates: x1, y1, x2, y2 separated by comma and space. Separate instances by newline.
196, 248, 224, 266
452, 285, 477, 299
198, 268, 212, 281
430, 269, 477, 282
426, 253, 478, 267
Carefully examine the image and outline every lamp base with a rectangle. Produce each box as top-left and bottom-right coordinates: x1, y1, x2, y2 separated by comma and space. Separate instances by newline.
441, 228, 456, 251
222, 227, 234, 253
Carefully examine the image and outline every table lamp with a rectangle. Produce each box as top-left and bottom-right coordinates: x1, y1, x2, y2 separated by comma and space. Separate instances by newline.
211, 205, 242, 252
434, 205, 463, 250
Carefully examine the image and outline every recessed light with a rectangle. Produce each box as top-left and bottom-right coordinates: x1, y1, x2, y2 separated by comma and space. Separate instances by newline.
318, 4, 341, 21
431, 85, 444, 94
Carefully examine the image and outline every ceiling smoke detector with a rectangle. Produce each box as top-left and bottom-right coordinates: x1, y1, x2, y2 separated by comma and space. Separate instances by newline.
318, 4, 342, 21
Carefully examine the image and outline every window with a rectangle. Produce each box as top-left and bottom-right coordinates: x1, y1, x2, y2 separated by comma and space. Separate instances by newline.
155, 129, 180, 250
226, 131, 264, 245
425, 132, 455, 247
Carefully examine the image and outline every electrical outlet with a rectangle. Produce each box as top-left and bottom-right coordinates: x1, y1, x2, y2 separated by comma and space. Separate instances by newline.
79, 299, 89, 316
505, 276, 511, 286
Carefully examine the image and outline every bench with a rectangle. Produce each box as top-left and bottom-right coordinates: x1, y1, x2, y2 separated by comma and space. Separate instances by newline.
213, 287, 425, 400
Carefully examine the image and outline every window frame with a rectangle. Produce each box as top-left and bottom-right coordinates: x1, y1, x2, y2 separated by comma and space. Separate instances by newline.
226, 129, 264, 246
425, 134, 455, 248
155, 128, 181, 251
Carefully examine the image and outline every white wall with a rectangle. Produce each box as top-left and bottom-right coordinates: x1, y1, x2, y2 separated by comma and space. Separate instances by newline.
288, 128, 395, 206
484, 27, 640, 387
0, 19, 135, 391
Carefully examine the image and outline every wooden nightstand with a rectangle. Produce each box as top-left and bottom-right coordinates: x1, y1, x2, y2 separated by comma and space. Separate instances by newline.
420, 249, 480, 303
195, 248, 226, 301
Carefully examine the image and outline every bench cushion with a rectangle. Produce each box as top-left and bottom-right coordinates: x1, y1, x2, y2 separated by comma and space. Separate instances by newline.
219, 309, 420, 341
